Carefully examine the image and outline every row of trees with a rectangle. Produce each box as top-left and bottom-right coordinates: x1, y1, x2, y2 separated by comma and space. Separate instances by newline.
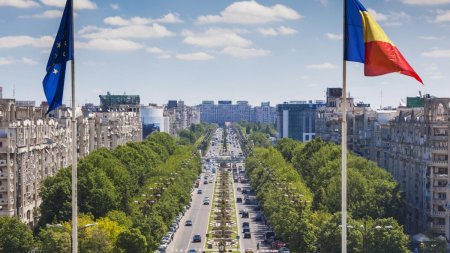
0, 131, 203, 252
245, 141, 411, 253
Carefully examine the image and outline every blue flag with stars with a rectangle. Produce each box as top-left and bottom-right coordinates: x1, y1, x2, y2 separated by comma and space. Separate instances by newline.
43, 0, 73, 114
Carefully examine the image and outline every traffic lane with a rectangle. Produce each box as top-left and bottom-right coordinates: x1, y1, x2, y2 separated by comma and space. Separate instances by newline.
234, 181, 271, 251
167, 174, 215, 252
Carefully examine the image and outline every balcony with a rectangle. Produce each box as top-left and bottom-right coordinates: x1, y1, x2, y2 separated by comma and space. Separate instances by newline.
430, 160, 448, 167
431, 211, 447, 217
431, 147, 448, 154
433, 185, 448, 192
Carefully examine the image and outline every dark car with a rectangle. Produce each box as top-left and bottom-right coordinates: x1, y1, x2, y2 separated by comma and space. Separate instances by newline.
243, 227, 250, 233
192, 234, 201, 243
242, 189, 248, 194
185, 220, 193, 226
255, 213, 263, 222
254, 205, 261, 211
236, 197, 243, 203
188, 250, 197, 253
242, 222, 250, 228
241, 210, 249, 218
243, 232, 251, 239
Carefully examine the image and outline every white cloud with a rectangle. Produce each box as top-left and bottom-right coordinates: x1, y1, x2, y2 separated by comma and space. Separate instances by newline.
0, 57, 14, 65
104, 13, 183, 26
0, 0, 39, 8
22, 57, 37, 64
435, 10, 450, 23
402, 0, 450, 5
316, 0, 328, 6
419, 36, 441, 40
306, 62, 337, 69
424, 63, 443, 79
146, 47, 167, 54
40, 0, 96, 10
257, 28, 278, 36
20, 9, 62, 18
367, 8, 410, 26
183, 28, 252, 48
110, 3, 119, 10
197, 1, 301, 24
79, 24, 174, 39
222, 47, 270, 59
0, 35, 53, 48
325, 33, 343, 40
257, 26, 297, 36
77, 38, 143, 51
422, 49, 450, 58
158, 54, 171, 59
176, 52, 214, 61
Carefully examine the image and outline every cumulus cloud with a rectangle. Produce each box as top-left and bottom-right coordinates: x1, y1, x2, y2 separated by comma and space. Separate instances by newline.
367, 8, 410, 26
306, 62, 337, 69
0, 0, 39, 8
79, 23, 174, 39
40, 0, 96, 9
146, 47, 166, 54
197, 1, 301, 24
401, 0, 450, 5
110, 3, 119, 10
0, 57, 14, 65
22, 57, 38, 65
104, 13, 183, 26
325, 33, 343, 40
258, 26, 297, 36
221, 47, 270, 58
176, 52, 214, 61
0, 35, 53, 48
20, 9, 62, 18
422, 49, 450, 58
183, 28, 252, 48
77, 38, 143, 51
434, 10, 450, 23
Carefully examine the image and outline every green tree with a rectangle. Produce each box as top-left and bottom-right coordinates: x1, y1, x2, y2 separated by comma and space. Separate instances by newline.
0, 217, 34, 253
38, 226, 71, 253
116, 228, 147, 253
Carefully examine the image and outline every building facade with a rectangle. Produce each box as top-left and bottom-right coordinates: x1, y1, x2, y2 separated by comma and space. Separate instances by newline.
316, 91, 450, 238
164, 100, 200, 135
141, 104, 169, 139
0, 98, 141, 226
198, 100, 276, 125
277, 101, 325, 142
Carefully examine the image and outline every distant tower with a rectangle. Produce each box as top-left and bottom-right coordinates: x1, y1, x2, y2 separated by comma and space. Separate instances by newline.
0, 86, 3, 99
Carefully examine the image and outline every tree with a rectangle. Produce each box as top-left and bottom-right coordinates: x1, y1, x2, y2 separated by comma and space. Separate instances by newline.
275, 138, 303, 162
116, 228, 147, 253
0, 217, 34, 253
38, 226, 71, 253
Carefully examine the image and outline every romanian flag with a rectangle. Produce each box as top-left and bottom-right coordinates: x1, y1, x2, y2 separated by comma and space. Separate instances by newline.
345, 0, 423, 84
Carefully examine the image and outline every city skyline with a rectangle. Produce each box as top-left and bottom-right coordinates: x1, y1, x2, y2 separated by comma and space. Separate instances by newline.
1, 0, 450, 108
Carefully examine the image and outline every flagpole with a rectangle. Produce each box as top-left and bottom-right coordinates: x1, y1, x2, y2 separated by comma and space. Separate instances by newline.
70, 0, 78, 252
341, 0, 348, 252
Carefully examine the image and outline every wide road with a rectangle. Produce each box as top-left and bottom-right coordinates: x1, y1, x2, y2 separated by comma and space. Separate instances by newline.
166, 129, 222, 253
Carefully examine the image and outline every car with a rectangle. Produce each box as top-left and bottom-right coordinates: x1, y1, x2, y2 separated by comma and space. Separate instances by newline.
278, 247, 290, 253
197, 189, 203, 194
236, 197, 243, 203
158, 243, 168, 252
243, 227, 250, 233
254, 205, 261, 211
237, 187, 241, 192
243, 232, 251, 239
188, 250, 197, 253
185, 220, 193, 226
244, 249, 254, 253
242, 222, 250, 228
193, 234, 202, 243
203, 200, 210, 205
255, 213, 263, 222
241, 210, 249, 218
204, 180, 208, 184
242, 189, 248, 194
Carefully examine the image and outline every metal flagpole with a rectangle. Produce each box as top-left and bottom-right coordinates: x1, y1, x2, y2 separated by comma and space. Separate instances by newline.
341, 0, 348, 252
70, 0, 78, 252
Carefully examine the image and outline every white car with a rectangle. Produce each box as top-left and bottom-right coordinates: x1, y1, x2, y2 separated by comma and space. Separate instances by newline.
158, 243, 168, 252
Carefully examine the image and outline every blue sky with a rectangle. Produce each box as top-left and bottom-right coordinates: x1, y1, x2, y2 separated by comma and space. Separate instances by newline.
0, 0, 449, 108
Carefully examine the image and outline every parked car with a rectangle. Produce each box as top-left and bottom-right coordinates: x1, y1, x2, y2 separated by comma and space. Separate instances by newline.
244, 249, 254, 253
188, 250, 197, 253
242, 222, 250, 228
255, 213, 263, 222
185, 220, 193, 226
236, 197, 243, 203
204, 180, 208, 184
243, 232, 251, 239
193, 234, 202, 243
278, 247, 290, 253
197, 189, 203, 194
158, 243, 168, 252
243, 227, 250, 233
242, 210, 249, 218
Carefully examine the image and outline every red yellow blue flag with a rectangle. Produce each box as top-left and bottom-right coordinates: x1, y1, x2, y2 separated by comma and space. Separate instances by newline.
345, 0, 423, 84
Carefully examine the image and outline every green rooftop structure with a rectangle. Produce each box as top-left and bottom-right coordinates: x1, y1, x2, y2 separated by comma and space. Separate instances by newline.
99, 92, 140, 110
407, 97, 424, 108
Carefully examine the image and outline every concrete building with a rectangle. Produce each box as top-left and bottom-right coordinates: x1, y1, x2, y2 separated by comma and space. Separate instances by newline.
277, 101, 325, 142
164, 100, 200, 135
315, 90, 450, 238
198, 100, 276, 125
0, 97, 141, 226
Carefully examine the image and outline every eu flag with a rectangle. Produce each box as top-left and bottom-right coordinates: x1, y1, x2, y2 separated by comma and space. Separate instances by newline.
43, 0, 74, 114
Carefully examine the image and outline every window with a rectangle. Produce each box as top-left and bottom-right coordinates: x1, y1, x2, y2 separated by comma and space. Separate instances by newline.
0, 193, 2, 198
